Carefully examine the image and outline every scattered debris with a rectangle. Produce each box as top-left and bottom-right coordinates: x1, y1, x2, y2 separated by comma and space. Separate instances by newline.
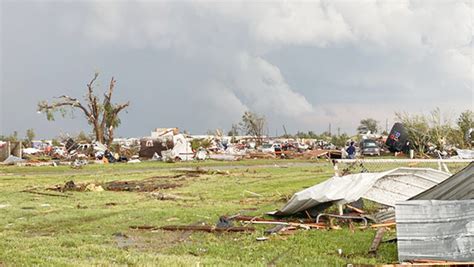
315, 213, 368, 227
216, 216, 234, 228
85, 184, 104, 192
241, 220, 325, 230
149, 192, 182, 201
71, 159, 87, 169
104, 179, 181, 192
455, 149, 474, 159
372, 208, 396, 224
195, 149, 207, 160
2, 155, 25, 165
346, 204, 365, 214
49, 180, 85, 192
127, 158, 141, 164
264, 224, 288, 235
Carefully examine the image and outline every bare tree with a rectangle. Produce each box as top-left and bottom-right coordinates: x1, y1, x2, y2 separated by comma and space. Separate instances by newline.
428, 108, 454, 151
239, 111, 266, 145
228, 123, 240, 137
38, 73, 130, 146
24, 128, 36, 147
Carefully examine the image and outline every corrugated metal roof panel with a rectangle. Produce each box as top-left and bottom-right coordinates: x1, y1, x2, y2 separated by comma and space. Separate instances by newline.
396, 200, 474, 262
273, 168, 450, 216
411, 162, 474, 200
362, 170, 450, 207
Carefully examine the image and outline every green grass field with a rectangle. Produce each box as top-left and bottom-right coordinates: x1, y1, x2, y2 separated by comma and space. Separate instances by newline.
0, 159, 402, 266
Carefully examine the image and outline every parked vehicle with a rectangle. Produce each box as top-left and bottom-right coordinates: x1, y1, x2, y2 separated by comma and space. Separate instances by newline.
360, 139, 381, 156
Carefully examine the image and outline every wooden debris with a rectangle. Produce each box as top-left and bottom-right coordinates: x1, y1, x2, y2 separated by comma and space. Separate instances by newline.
370, 221, 396, 228
346, 204, 365, 214
130, 225, 158, 230
410, 259, 473, 264
368, 227, 386, 255
243, 220, 326, 230
130, 225, 255, 233
21, 189, 70, 198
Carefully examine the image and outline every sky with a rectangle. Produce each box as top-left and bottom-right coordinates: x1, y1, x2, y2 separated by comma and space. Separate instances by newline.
1, 0, 473, 139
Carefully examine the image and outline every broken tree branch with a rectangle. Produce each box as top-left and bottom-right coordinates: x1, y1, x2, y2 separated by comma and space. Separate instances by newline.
21, 189, 70, 198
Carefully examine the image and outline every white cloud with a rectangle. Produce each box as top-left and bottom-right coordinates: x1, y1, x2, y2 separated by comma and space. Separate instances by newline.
250, 2, 353, 46
229, 53, 314, 116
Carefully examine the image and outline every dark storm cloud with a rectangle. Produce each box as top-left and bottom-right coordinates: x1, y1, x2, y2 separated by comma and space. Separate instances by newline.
1, 0, 472, 138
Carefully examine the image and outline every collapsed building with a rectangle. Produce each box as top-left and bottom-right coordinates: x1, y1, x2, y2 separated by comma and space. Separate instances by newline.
0, 141, 23, 163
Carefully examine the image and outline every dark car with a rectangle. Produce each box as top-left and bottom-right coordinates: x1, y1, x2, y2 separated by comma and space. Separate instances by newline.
360, 139, 381, 156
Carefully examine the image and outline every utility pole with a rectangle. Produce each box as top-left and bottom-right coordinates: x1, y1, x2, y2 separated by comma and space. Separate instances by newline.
337, 127, 340, 136
329, 123, 332, 136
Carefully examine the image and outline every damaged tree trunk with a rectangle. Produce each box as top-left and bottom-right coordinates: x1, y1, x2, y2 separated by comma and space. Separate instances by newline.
37, 73, 130, 147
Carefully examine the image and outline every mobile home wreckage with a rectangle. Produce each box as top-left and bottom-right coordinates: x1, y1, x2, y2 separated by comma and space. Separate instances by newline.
139, 128, 194, 161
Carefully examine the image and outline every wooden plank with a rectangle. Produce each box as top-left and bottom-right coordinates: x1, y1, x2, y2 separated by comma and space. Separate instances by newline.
369, 227, 386, 255
370, 222, 396, 228
160, 225, 255, 232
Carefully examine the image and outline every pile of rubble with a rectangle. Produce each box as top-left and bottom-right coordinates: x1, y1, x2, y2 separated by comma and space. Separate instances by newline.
2, 124, 473, 166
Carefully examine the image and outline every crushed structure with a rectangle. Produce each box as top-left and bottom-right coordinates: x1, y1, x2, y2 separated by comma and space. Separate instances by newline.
0, 141, 22, 162
272, 167, 450, 216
